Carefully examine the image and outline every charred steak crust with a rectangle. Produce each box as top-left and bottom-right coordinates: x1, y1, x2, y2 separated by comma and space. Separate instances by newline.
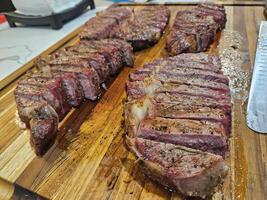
126, 137, 228, 198
16, 38, 134, 155
166, 4, 226, 56
124, 51, 231, 197
79, 6, 170, 51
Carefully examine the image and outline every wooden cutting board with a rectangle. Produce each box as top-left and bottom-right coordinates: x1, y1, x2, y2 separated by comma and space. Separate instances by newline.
0, 3, 267, 200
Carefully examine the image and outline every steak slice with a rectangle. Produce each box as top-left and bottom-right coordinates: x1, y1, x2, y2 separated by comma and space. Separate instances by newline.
31, 70, 84, 107
113, 6, 170, 51
93, 39, 134, 67
45, 65, 100, 100
114, 22, 162, 51
154, 92, 231, 113
18, 75, 71, 117
144, 59, 221, 73
138, 65, 229, 84
69, 43, 122, 75
30, 118, 57, 156
169, 53, 222, 66
126, 79, 230, 101
166, 4, 226, 55
156, 83, 230, 99
137, 117, 228, 156
15, 84, 66, 120
98, 6, 133, 21
53, 49, 109, 83
79, 17, 117, 40
129, 71, 229, 92
82, 39, 134, 67
126, 137, 228, 198
149, 102, 231, 135
15, 97, 58, 156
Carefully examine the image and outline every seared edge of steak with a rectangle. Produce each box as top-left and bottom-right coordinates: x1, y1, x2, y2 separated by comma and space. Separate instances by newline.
126, 137, 228, 198
137, 117, 228, 156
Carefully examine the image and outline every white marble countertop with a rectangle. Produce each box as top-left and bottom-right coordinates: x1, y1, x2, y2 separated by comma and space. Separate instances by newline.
0, 0, 112, 86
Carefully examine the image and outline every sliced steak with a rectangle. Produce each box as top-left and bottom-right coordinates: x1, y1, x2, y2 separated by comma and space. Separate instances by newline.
92, 39, 134, 67
31, 70, 84, 107
30, 118, 57, 156
82, 39, 134, 67
144, 59, 221, 73
166, 4, 226, 55
15, 84, 66, 120
137, 117, 228, 156
18, 75, 71, 116
169, 53, 222, 66
129, 72, 229, 92
154, 92, 231, 112
53, 49, 109, 83
45, 65, 100, 100
127, 137, 228, 198
148, 102, 231, 134
113, 6, 170, 51
138, 65, 228, 84
70, 43, 122, 75
156, 83, 230, 100
79, 17, 117, 40
15, 97, 58, 156
126, 80, 230, 101
97, 6, 133, 22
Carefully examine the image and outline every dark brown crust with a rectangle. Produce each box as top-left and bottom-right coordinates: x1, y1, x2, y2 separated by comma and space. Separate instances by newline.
126, 137, 228, 198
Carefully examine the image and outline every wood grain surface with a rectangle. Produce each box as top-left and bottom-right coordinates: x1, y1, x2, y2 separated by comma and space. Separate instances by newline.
0, 4, 266, 200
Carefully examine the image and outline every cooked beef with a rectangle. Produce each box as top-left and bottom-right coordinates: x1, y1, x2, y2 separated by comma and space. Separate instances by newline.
35, 54, 101, 101
126, 79, 162, 100
127, 137, 228, 198
137, 117, 228, 156
80, 6, 169, 51
68, 43, 122, 75
149, 102, 231, 133
113, 6, 170, 51
15, 6, 139, 157
129, 70, 230, 92
154, 92, 231, 113
30, 118, 57, 156
18, 75, 71, 117
79, 17, 117, 40
15, 96, 58, 127
125, 53, 230, 197
97, 6, 133, 22
15, 97, 58, 156
79, 7, 133, 41
166, 4, 226, 55
81, 39, 134, 67
144, 53, 222, 73
144, 58, 221, 73
126, 80, 230, 100
46, 65, 100, 100
129, 71, 229, 91
169, 52, 222, 66
53, 49, 109, 83
131, 66, 229, 84
80, 7, 133, 40
31, 70, 84, 107
15, 83, 66, 121
92, 39, 134, 67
